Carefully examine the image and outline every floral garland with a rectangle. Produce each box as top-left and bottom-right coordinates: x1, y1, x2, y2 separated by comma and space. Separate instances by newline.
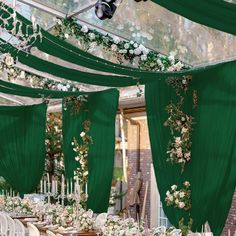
165, 181, 191, 211
165, 76, 194, 171
164, 75, 195, 235
1, 54, 81, 93
72, 120, 92, 206
0, 2, 42, 49
54, 18, 189, 72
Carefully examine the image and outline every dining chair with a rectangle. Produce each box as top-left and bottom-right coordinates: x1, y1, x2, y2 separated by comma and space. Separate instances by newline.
14, 219, 26, 236
95, 212, 108, 228
46, 230, 57, 236
170, 229, 182, 236
27, 222, 40, 236
5, 214, 16, 236
0, 212, 8, 236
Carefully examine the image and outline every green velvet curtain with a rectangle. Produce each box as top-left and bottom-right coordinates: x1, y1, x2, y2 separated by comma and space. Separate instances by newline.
145, 61, 236, 235
151, 0, 236, 35
0, 103, 47, 195
63, 89, 119, 213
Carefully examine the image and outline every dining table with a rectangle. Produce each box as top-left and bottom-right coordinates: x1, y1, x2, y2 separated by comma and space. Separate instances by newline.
11, 215, 98, 236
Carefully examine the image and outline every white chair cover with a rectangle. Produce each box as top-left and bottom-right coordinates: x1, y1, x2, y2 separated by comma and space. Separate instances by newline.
27, 222, 40, 236
0, 212, 8, 236
95, 212, 108, 229
14, 219, 26, 236
5, 214, 16, 236
152, 226, 167, 235
46, 230, 56, 236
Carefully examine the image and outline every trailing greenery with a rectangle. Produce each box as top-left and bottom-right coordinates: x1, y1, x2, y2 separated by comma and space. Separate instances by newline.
54, 18, 190, 72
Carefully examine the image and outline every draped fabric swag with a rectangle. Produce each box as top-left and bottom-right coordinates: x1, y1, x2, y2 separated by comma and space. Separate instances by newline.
0, 103, 47, 195
63, 89, 119, 213
145, 61, 236, 236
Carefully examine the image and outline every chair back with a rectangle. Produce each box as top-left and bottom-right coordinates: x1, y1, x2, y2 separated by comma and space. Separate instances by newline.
95, 212, 108, 229
27, 222, 40, 236
14, 219, 26, 236
5, 214, 16, 236
46, 230, 56, 236
0, 212, 8, 236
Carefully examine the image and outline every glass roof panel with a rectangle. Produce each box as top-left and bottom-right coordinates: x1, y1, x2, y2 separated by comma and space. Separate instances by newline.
2, 0, 236, 66
77, 0, 236, 66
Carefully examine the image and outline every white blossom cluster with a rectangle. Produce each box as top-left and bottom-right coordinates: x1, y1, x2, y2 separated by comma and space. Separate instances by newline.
165, 181, 191, 211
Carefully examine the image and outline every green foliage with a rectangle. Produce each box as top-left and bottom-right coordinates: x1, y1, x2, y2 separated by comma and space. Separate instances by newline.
45, 113, 64, 177
113, 167, 123, 180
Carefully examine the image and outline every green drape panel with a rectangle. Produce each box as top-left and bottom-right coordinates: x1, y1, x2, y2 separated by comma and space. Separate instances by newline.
0, 103, 47, 195
63, 89, 119, 213
151, 0, 236, 35
1, 38, 235, 88
145, 61, 236, 235
0, 79, 102, 98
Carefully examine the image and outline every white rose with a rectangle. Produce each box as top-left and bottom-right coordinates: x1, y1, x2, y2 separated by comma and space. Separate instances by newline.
80, 132, 85, 137
168, 195, 173, 202
124, 43, 130, 49
171, 185, 177, 191
57, 84, 63, 90
179, 192, 185, 198
4, 55, 14, 66
133, 43, 138, 48
81, 25, 88, 33
19, 71, 25, 79
184, 181, 190, 187
111, 44, 118, 52
62, 86, 68, 91
134, 48, 141, 55
64, 33, 69, 39
89, 32, 95, 40
129, 49, 134, 55
141, 55, 147, 61
179, 202, 185, 209
113, 36, 120, 44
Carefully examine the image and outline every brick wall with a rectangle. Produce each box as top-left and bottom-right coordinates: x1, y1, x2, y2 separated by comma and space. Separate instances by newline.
222, 190, 236, 235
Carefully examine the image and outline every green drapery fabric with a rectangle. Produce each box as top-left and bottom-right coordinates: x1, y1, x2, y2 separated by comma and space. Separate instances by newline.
0, 103, 47, 195
63, 89, 119, 213
1, 38, 234, 87
0, 40, 135, 87
145, 61, 236, 235
151, 0, 236, 36
0, 78, 103, 98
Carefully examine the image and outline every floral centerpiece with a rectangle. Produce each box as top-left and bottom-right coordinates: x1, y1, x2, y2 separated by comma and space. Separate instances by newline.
4, 196, 33, 214
77, 208, 94, 232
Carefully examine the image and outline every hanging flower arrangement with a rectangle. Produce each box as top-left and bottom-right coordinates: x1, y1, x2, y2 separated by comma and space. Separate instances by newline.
165, 181, 191, 211
0, 2, 42, 49
164, 76, 194, 171
54, 18, 189, 72
0, 54, 81, 92
72, 120, 92, 205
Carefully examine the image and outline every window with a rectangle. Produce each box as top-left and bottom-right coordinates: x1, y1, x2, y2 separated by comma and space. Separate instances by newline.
159, 202, 172, 228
